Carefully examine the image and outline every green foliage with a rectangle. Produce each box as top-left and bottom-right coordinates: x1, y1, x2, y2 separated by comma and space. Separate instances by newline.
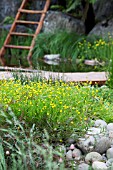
50, 5, 65, 11
0, 108, 65, 170
0, 30, 8, 49
1, 29, 112, 73
66, 0, 81, 12
1, 78, 113, 143
0, 141, 6, 170
51, 0, 96, 13
12, 71, 42, 85
106, 44, 113, 89
33, 31, 85, 61
109, 56, 113, 88
0, 72, 113, 169
2, 16, 14, 25
77, 37, 111, 62
33, 31, 110, 69
0, 79, 89, 142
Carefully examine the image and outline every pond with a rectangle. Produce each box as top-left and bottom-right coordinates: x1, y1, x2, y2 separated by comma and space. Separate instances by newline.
1, 54, 106, 73
35, 58, 106, 73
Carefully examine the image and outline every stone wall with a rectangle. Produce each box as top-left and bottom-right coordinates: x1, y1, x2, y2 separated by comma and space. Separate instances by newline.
0, 0, 21, 22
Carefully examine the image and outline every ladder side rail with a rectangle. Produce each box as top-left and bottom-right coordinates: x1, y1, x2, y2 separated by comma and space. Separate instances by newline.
35, 0, 51, 36
3, 0, 28, 46
27, 0, 51, 65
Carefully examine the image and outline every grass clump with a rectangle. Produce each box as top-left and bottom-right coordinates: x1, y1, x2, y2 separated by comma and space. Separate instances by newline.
33, 31, 111, 63
0, 30, 8, 49
0, 108, 65, 170
33, 31, 85, 61
107, 43, 113, 89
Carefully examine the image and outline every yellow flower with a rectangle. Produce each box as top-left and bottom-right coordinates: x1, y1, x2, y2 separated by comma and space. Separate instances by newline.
77, 110, 80, 114
47, 112, 49, 116
51, 104, 56, 108
59, 101, 62, 104
63, 105, 69, 109
96, 43, 99, 47
96, 89, 98, 93
84, 117, 87, 121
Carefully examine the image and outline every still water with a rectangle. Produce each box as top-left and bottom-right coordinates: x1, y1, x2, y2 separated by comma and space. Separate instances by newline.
35, 59, 105, 73
2, 55, 105, 72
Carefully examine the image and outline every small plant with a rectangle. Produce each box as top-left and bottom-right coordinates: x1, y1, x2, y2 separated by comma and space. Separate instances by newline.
0, 141, 7, 170
1, 16, 14, 25
12, 70, 42, 85
109, 55, 113, 88
0, 30, 8, 49
0, 108, 65, 170
107, 43, 113, 89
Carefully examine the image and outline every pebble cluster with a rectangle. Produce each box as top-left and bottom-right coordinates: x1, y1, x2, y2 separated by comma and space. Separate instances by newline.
60, 119, 113, 170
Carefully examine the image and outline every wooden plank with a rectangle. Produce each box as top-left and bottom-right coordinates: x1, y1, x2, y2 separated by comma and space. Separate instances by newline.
5, 45, 31, 50
18, 9, 45, 14
16, 20, 39, 25
11, 32, 34, 36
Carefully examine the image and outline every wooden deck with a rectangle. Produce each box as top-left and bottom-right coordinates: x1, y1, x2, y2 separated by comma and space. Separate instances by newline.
0, 66, 107, 85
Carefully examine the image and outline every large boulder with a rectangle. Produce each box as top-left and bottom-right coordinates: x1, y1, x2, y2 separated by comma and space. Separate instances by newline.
43, 11, 85, 34
1, 0, 113, 37
94, 0, 113, 22
25, 0, 46, 24
0, 0, 46, 23
0, 24, 33, 34
89, 18, 113, 38
0, 0, 21, 23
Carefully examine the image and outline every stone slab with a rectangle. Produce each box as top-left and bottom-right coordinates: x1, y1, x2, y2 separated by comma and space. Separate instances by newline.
0, 69, 107, 85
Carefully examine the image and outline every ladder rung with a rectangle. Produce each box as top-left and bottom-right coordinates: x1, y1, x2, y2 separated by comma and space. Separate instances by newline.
16, 20, 39, 25
4, 45, 31, 50
18, 9, 46, 14
11, 32, 34, 37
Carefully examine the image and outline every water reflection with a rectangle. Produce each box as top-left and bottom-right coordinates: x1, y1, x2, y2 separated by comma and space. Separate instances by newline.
35, 58, 104, 73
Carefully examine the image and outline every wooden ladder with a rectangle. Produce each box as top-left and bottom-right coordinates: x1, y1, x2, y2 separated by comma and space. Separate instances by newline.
0, 0, 50, 67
